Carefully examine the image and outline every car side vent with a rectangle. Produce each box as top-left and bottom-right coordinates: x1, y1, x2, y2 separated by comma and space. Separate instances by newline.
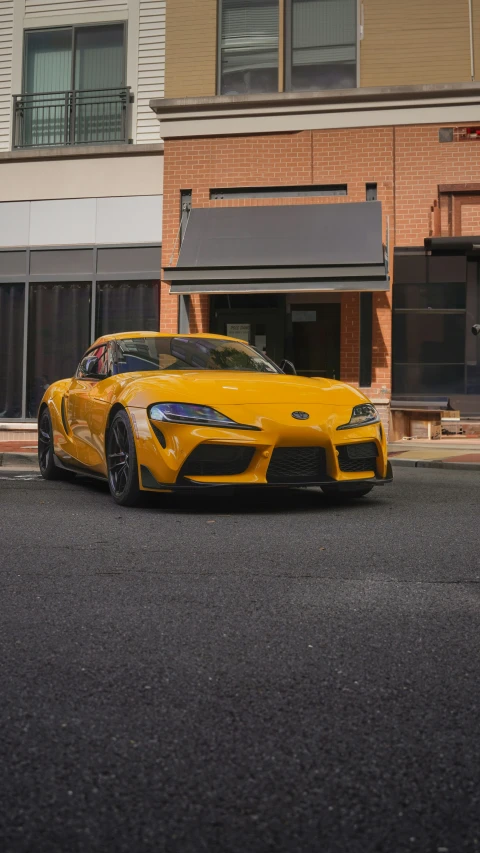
61, 396, 69, 433
337, 442, 378, 473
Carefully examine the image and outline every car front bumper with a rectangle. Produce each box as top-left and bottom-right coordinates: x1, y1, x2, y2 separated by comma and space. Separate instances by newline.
127, 405, 392, 493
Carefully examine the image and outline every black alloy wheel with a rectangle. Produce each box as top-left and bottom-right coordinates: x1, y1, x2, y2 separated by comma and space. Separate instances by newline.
38, 408, 73, 480
107, 410, 141, 506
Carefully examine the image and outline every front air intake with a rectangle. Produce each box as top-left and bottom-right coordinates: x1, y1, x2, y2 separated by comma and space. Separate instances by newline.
337, 442, 378, 473
266, 447, 328, 483
181, 445, 255, 477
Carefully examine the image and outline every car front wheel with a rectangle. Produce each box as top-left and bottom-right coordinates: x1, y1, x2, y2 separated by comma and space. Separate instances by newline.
107, 409, 141, 506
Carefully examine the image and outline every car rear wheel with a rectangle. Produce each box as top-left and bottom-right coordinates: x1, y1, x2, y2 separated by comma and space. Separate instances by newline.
321, 484, 374, 499
107, 410, 141, 506
38, 408, 74, 481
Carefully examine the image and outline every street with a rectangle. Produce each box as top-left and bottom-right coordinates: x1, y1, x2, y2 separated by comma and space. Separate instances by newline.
1, 467, 480, 853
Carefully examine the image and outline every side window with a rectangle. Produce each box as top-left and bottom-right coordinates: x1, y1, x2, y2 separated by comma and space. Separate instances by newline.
77, 345, 110, 378
96, 346, 110, 377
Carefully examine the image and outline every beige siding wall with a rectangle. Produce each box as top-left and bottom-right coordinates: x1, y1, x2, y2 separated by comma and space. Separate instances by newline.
0, 0, 14, 151
473, 0, 480, 81
24, 0, 128, 17
136, 0, 165, 142
165, 0, 217, 98
361, 0, 471, 87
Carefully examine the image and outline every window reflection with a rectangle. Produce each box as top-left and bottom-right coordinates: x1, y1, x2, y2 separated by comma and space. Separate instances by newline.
220, 0, 279, 94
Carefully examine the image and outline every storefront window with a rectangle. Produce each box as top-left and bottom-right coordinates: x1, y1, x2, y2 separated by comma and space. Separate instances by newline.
0, 284, 25, 418
95, 281, 159, 337
26, 283, 91, 418
393, 253, 468, 398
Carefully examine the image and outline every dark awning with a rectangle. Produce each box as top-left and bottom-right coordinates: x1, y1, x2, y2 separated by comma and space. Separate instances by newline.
165, 202, 388, 294
425, 236, 480, 255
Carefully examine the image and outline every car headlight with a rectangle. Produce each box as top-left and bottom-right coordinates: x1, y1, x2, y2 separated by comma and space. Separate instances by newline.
337, 403, 380, 430
149, 402, 259, 430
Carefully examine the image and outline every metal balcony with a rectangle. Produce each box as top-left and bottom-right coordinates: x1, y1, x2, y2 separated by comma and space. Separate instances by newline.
12, 87, 131, 149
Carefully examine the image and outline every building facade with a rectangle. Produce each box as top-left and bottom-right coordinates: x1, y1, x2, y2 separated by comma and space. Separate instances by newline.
151, 0, 480, 429
0, 0, 165, 421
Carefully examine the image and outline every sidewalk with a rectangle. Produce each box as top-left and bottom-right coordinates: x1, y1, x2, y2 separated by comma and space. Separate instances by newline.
2, 438, 480, 471
388, 439, 480, 471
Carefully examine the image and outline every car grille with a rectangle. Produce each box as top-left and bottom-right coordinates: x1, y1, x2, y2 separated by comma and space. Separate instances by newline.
181, 444, 255, 477
266, 447, 328, 483
337, 442, 378, 473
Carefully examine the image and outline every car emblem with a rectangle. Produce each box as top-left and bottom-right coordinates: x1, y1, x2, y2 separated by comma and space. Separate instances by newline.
291, 411, 309, 420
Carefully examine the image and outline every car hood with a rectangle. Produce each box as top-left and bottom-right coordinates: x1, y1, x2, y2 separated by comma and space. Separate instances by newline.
118, 371, 369, 408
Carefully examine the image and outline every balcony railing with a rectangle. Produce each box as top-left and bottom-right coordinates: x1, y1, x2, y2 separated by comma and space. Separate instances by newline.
12, 87, 131, 149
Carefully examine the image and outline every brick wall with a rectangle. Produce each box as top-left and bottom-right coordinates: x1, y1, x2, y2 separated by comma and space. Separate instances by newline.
161, 123, 480, 396
161, 127, 395, 394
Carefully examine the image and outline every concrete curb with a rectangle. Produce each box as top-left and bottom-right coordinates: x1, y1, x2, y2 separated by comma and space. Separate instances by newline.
390, 457, 480, 471
0, 452, 38, 468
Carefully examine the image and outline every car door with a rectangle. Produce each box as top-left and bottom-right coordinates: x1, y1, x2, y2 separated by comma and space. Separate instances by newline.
67, 344, 111, 468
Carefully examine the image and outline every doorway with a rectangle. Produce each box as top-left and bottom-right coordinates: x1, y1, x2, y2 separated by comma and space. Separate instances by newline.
290, 303, 340, 379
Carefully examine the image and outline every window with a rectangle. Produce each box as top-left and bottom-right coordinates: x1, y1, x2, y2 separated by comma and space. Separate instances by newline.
210, 184, 347, 199
218, 0, 357, 94
220, 0, 279, 94
115, 337, 280, 374
15, 24, 127, 147
392, 254, 467, 397
0, 285, 25, 418
95, 281, 159, 338
286, 0, 356, 91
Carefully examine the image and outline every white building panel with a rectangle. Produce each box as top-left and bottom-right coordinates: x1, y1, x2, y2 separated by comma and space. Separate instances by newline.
95, 195, 163, 244
29, 198, 97, 246
0, 202, 30, 248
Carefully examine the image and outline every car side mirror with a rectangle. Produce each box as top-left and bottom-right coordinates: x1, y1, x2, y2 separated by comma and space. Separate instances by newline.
84, 356, 101, 376
472, 324, 480, 336
280, 359, 297, 375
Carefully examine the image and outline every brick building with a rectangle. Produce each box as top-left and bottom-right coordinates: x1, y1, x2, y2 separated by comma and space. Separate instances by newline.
150, 0, 480, 429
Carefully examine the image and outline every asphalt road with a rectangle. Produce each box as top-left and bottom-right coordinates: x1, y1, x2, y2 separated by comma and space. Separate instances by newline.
1, 468, 480, 853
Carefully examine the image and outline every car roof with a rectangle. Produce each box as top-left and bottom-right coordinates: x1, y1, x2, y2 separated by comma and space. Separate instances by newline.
91, 331, 246, 347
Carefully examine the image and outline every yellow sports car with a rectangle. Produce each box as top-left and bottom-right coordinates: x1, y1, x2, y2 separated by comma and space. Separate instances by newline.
38, 332, 392, 506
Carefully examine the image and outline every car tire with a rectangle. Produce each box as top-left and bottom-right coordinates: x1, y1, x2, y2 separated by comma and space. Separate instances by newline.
107, 409, 142, 507
321, 484, 374, 499
38, 407, 74, 481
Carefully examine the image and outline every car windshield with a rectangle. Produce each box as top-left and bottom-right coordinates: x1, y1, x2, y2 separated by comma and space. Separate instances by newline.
114, 337, 280, 374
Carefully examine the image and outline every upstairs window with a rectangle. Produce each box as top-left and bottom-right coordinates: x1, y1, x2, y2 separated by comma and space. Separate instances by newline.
287, 0, 357, 91
15, 24, 127, 148
218, 0, 357, 94
220, 0, 279, 95
24, 24, 125, 95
